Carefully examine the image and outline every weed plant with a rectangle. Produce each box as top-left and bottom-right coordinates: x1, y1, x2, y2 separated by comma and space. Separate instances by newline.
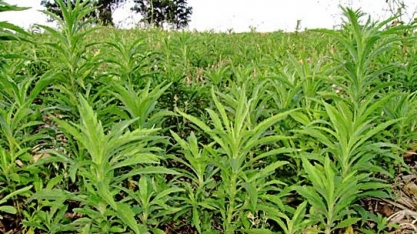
1, 0, 417, 233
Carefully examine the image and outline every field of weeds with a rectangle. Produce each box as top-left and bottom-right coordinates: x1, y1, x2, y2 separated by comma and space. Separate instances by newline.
1, 1, 417, 233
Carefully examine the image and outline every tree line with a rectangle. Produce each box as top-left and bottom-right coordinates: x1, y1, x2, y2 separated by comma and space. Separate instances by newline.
40, 0, 193, 29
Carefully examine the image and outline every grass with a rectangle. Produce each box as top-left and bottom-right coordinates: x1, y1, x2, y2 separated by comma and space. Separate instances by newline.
1, 0, 417, 233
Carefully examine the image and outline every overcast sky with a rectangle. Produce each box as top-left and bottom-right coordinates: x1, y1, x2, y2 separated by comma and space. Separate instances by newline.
1, 0, 416, 32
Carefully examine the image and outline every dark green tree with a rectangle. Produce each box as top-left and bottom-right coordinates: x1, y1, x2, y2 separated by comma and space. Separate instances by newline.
131, 0, 192, 29
41, 0, 125, 26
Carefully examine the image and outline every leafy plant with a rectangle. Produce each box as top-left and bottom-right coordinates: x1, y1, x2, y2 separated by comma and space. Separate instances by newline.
0, 185, 32, 219
28, 95, 177, 233
2, 2, 416, 233
0, 1, 31, 71
316, 7, 410, 105
176, 85, 296, 233
102, 34, 155, 85
36, 0, 101, 110
109, 81, 172, 130
169, 131, 219, 233
262, 201, 312, 234
296, 156, 361, 233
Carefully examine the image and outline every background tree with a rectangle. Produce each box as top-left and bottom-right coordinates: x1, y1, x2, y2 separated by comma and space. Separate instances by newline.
131, 0, 192, 29
41, 0, 125, 26
385, 0, 417, 24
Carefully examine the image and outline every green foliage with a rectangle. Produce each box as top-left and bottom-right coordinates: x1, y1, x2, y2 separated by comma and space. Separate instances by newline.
0, 0, 31, 71
1, 2, 416, 233
41, 0, 125, 26
36, 0, 103, 112
132, 0, 193, 29
175, 84, 296, 233
296, 157, 361, 233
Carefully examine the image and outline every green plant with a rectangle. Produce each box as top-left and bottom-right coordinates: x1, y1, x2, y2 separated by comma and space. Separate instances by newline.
169, 131, 219, 233
36, 0, 101, 110
382, 91, 417, 149
316, 7, 408, 105
28, 95, 178, 233
0, 70, 55, 228
0, 0, 31, 71
23, 188, 76, 233
177, 85, 296, 233
0, 185, 33, 219
118, 175, 183, 232
109, 81, 172, 130
296, 156, 362, 233
2, 3, 417, 232
102, 34, 155, 85
358, 212, 399, 234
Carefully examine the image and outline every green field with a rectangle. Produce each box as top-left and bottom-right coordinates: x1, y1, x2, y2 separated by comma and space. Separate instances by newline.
1, 2, 417, 234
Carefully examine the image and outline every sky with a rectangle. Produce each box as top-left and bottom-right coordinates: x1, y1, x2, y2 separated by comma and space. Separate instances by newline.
1, 0, 417, 32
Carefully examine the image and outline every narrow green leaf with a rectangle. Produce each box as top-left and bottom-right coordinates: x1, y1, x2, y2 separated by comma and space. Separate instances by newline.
0, 205, 16, 214
96, 182, 117, 210
242, 183, 257, 212
0, 185, 32, 204
116, 202, 142, 234
335, 218, 361, 229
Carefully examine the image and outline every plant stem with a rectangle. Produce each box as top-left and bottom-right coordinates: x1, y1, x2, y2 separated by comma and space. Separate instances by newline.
225, 173, 237, 234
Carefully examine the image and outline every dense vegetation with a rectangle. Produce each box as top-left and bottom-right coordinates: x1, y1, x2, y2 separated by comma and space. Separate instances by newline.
1, 1, 417, 233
